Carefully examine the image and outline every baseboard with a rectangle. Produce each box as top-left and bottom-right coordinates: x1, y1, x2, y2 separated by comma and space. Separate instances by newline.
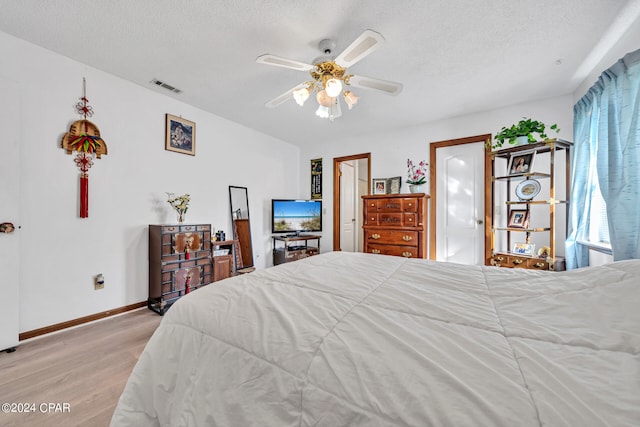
19, 301, 147, 341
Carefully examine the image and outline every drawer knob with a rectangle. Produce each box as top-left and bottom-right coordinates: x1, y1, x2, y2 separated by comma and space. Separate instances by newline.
371, 249, 381, 254
371, 233, 381, 240
408, 218, 413, 222
494, 256, 504, 262
513, 259, 524, 265
534, 262, 545, 268
402, 235, 412, 241
402, 252, 413, 258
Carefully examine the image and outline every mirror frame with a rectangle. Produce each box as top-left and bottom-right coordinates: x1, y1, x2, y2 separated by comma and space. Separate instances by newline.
228, 186, 254, 270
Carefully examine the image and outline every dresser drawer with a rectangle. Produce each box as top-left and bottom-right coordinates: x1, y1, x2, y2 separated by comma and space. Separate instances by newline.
365, 197, 420, 213
527, 258, 550, 270
365, 230, 419, 246
376, 198, 403, 212
366, 244, 418, 258
490, 254, 550, 270
378, 213, 418, 228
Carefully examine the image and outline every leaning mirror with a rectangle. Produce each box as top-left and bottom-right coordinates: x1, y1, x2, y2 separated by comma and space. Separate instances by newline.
229, 186, 254, 271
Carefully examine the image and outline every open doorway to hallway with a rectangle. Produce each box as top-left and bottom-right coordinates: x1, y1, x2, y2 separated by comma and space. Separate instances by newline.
332, 153, 371, 252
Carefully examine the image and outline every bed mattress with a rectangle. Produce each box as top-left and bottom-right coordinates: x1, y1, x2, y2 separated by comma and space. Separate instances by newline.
111, 252, 640, 426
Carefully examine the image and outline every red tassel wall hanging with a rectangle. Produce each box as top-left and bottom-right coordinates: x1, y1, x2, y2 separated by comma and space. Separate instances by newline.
61, 78, 107, 218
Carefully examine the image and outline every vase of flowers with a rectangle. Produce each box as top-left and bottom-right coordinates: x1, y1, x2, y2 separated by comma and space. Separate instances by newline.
167, 193, 190, 223
407, 159, 428, 193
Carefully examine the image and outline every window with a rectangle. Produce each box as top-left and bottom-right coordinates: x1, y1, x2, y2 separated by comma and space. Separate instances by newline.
567, 48, 640, 268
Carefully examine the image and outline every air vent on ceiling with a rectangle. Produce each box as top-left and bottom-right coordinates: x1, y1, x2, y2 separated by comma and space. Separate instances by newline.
150, 78, 182, 94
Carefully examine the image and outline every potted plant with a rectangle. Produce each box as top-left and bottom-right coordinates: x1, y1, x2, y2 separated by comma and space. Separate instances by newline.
490, 117, 559, 150
407, 159, 428, 193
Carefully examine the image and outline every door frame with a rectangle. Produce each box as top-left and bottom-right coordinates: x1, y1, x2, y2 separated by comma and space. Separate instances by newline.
333, 153, 371, 251
428, 134, 492, 262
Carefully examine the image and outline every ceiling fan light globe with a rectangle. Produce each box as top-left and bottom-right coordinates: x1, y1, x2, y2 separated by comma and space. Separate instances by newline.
316, 90, 333, 107
315, 105, 329, 118
325, 78, 342, 97
293, 87, 310, 106
344, 91, 359, 110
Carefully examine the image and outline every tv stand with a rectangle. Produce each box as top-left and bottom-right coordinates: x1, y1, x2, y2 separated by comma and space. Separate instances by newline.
273, 235, 320, 265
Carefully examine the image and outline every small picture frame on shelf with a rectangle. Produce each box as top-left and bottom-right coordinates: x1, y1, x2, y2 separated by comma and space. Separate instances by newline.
507, 151, 536, 175
373, 178, 388, 194
513, 242, 536, 257
507, 209, 530, 228
387, 176, 402, 194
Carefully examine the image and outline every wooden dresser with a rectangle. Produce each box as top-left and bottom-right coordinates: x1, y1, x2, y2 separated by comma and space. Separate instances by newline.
148, 224, 213, 315
362, 193, 428, 258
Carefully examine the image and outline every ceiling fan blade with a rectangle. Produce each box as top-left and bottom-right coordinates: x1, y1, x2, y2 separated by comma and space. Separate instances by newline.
264, 83, 307, 108
348, 74, 403, 96
334, 29, 385, 68
256, 54, 314, 71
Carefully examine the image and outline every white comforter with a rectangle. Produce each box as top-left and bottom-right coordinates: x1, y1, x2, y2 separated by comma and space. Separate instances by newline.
111, 252, 640, 426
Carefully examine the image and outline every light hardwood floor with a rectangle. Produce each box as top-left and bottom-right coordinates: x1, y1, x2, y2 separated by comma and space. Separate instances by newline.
0, 308, 161, 427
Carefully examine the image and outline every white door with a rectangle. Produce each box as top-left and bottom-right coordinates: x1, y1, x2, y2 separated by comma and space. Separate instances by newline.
340, 161, 356, 252
0, 76, 20, 351
435, 142, 485, 264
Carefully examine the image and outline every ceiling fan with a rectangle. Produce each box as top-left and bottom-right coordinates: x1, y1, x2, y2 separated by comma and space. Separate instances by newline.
256, 29, 403, 121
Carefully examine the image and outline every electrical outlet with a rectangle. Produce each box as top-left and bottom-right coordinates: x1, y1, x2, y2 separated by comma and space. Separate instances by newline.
94, 274, 105, 290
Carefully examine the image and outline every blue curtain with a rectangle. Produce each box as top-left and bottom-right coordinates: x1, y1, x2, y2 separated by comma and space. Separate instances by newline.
567, 48, 640, 269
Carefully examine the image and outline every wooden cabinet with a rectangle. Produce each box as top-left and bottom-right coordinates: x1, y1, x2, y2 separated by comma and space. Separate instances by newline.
273, 235, 320, 265
488, 140, 571, 271
362, 193, 428, 258
148, 224, 213, 315
212, 239, 236, 281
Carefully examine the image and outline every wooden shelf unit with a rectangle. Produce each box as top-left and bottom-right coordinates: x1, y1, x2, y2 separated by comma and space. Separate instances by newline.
272, 235, 320, 265
488, 140, 572, 271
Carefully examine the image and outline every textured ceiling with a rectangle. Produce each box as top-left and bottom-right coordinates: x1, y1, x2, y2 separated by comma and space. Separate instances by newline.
0, 0, 638, 147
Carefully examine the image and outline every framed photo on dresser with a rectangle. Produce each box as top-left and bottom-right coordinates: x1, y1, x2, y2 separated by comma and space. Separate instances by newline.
387, 176, 402, 194
373, 178, 388, 195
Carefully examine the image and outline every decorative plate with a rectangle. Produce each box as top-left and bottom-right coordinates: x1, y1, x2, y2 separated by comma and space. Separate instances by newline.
515, 179, 541, 200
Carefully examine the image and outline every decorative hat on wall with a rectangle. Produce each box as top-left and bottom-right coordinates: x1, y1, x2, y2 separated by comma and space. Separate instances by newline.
61, 78, 108, 218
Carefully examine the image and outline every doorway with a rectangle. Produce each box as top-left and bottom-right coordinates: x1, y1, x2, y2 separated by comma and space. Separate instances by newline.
333, 153, 371, 252
429, 134, 491, 265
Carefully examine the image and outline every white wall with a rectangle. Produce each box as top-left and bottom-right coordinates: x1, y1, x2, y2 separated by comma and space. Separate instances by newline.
0, 31, 300, 332
301, 95, 574, 252
573, 1, 640, 103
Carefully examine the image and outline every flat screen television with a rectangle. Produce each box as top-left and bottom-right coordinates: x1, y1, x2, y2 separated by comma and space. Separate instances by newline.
272, 199, 322, 235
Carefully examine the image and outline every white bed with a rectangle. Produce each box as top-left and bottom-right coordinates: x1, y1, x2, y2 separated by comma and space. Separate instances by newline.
111, 252, 640, 426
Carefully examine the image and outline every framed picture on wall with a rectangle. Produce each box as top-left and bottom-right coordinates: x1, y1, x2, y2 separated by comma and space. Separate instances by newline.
311, 158, 322, 199
165, 114, 196, 156
373, 178, 388, 195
